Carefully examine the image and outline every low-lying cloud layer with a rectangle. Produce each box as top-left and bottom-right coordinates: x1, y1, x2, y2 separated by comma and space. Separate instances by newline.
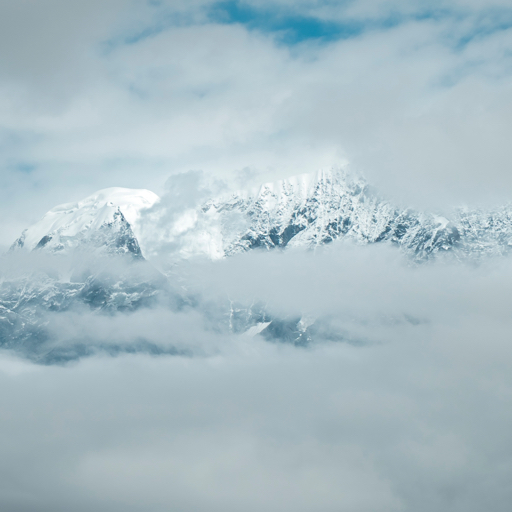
2, 243, 512, 511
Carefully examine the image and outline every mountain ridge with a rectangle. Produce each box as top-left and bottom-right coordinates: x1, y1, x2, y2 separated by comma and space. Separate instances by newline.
4, 167, 512, 360
8, 168, 512, 262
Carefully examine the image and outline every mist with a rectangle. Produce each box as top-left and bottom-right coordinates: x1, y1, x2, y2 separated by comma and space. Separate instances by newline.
2, 240, 512, 510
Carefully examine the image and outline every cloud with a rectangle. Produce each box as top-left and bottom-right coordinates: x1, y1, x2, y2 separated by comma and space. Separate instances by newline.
3, 225, 512, 509
1, 264, 512, 511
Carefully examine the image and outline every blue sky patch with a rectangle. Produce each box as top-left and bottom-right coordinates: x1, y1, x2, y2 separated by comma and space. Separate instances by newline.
101, 0, 512, 54
207, 0, 363, 45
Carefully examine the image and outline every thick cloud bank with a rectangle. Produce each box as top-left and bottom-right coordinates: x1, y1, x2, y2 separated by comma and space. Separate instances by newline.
2, 243, 512, 511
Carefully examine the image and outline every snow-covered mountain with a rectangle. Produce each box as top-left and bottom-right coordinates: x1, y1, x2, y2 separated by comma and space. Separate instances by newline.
152, 168, 512, 261
11, 188, 159, 258
2, 188, 169, 360
195, 169, 459, 261
11, 169, 512, 263
3, 167, 512, 360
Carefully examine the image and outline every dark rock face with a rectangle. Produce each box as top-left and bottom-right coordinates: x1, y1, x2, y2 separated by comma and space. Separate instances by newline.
35, 235, 53, 249
0, 254, 177, 362
91, 209, 144, 259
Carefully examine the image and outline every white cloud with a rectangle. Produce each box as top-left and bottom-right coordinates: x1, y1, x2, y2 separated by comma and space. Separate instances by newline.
3, 227, 512, 510
1, 302, 512, 511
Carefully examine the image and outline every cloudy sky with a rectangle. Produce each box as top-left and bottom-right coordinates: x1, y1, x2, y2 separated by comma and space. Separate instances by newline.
2, 0, 512, 248
3, 2, 512, 511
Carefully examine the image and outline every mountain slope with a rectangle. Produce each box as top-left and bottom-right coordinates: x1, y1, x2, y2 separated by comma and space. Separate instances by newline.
4, 168, 512, 361
160, 169, 459, 261
154, 168, 512, 262
13, 170, 512, 264
11, 188, 159, 258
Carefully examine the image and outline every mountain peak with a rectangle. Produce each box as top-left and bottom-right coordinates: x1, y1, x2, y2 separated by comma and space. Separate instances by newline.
11, 187, 159, 257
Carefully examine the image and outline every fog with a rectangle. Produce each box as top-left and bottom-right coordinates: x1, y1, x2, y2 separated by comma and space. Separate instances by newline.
2, 242, 512, 510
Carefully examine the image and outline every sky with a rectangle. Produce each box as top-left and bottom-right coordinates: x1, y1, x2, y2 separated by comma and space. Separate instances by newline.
2, 2, 512, 510
2, 0, 512, 248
